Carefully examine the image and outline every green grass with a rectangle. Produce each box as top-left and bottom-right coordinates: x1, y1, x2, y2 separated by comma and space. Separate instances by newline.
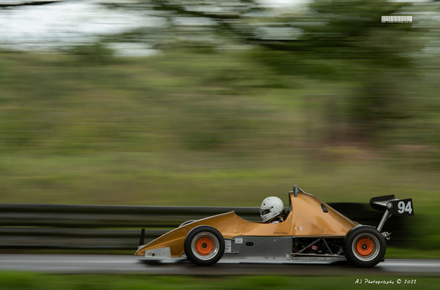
1, 151, 440, 208
0, 272, 437, 290
386, 247, 440, 259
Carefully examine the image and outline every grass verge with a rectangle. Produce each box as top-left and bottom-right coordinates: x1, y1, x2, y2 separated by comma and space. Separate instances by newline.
0, 272, 437, 290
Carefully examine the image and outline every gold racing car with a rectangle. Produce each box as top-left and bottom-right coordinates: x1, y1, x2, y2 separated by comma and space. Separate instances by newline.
135, 186, 414, 268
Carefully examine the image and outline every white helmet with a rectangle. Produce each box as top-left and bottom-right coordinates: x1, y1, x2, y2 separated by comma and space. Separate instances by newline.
260, 196, 284, 222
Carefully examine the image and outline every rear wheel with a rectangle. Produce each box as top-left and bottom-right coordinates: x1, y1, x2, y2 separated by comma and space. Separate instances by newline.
343, 226, 386, 268
184, 226, 224, 266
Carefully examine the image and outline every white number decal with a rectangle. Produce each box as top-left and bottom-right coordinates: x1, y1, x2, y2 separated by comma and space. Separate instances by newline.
405, 201, 413, 214
398, 201, 405, 213
397, 200, 412, 214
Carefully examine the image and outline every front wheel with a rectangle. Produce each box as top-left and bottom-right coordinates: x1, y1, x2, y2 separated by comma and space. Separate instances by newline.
343, 226, 386, 268
184, 226, 224, 266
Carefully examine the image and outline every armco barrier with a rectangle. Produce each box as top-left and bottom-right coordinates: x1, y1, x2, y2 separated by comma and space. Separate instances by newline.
0, 203, 407, 249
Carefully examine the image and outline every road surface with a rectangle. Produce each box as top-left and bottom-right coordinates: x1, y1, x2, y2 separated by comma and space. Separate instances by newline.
1, 255, 439, 276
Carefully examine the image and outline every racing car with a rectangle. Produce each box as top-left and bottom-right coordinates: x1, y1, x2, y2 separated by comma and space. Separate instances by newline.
135, 186, 414, 268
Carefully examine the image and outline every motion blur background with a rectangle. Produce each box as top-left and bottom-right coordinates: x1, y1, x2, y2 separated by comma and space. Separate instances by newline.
0, 0, 440, 255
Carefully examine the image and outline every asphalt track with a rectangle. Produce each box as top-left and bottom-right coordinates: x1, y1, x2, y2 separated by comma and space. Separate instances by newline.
0, 255, 439, 276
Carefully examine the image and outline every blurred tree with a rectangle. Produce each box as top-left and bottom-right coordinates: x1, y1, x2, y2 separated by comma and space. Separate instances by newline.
287, 0, 421, 142
99, 0, 423, 142
67, 42, 115, 64
0, 1, 59, 7
2, 0, 425, 143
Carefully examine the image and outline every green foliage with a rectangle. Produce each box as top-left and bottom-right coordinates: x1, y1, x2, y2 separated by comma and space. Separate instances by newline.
255, 0, 420, 141
82, 0, 439, 144
179, 104, 251, 150
97, 0, 431, 142
67, 42, 115, 64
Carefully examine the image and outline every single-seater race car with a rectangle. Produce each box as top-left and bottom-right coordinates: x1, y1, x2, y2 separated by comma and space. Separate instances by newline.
135, 186, 413, 268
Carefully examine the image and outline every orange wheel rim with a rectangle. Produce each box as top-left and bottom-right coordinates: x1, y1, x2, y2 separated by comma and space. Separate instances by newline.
356, 238, 374, 256
195, 237, 214, 255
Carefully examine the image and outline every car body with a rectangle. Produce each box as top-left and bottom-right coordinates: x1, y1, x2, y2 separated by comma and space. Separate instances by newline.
135, 186, 413, 267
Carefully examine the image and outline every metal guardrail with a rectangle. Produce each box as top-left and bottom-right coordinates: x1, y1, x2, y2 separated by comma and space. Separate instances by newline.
0, 203, 407, 249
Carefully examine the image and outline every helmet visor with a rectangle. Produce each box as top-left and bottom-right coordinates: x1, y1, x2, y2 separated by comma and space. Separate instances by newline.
260, 209, 271, 215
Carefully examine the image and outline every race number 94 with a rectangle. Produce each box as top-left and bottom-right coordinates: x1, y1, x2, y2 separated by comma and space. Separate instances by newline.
388, 199, 414, 216
398, 200, 412, 214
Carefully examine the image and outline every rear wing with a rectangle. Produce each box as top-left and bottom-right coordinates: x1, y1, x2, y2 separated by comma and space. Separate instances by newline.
370, 195, 414, 216
369, 195, 414, 233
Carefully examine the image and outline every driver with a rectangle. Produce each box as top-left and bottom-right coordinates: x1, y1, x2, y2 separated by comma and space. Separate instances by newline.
260, 196, 285, 224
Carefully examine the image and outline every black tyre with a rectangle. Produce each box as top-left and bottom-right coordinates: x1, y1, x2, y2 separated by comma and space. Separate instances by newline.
184, 226, 225, 266
343, 226, 386, 268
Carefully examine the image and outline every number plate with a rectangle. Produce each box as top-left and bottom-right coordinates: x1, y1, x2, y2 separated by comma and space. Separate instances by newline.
387, 199, 414, 216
